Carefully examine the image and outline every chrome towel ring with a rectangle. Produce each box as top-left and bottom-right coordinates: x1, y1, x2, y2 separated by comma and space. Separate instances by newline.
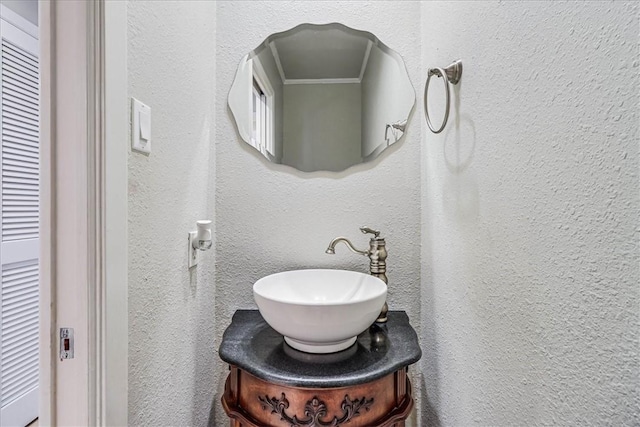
424, 60, 463, 133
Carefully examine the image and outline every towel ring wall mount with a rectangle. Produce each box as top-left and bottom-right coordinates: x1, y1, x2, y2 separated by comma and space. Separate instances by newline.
424, 60, 463, 133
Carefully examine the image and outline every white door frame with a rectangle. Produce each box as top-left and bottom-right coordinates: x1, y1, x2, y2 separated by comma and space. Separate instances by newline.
39, 1, 128, 425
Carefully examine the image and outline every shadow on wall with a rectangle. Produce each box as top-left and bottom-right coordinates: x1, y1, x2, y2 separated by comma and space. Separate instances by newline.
442, 84, 476, 174
421, 376, 442, 427
209, 365, 231, 426
206, 400, 217, 427
441, 84, 479, 224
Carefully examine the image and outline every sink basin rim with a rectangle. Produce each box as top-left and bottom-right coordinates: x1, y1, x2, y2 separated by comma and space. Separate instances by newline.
253, 268, 386, 306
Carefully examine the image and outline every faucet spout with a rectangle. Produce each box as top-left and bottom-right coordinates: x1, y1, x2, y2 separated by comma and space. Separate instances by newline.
325, 227, 389, 323
325, 237, 369, 256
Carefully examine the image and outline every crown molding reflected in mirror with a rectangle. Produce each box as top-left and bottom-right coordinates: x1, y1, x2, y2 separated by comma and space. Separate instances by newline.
228, 23, 415, 173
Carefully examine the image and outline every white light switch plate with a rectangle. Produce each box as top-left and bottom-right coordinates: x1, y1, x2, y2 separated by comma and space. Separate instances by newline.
132, 98, 151, 154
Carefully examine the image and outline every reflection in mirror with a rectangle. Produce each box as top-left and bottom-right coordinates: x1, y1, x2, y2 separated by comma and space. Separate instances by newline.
228, 23, 415, 172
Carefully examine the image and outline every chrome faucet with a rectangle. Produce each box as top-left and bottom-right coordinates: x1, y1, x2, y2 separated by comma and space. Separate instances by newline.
326, 227, 388, 323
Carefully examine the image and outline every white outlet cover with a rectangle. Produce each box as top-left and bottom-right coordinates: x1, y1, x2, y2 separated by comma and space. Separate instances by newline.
132, 98, 151, 154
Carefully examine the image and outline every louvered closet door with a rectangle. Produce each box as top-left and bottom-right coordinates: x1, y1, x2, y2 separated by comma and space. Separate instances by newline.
0, 8, 39, 427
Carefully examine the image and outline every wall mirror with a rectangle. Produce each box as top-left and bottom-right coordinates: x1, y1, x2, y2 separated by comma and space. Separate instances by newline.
228, 23, 415, 172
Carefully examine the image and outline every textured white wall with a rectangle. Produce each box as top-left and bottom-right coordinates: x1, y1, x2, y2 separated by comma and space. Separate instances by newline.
420, 2, 639, 426
127, 2, 217, 426
215, 1, 421, 425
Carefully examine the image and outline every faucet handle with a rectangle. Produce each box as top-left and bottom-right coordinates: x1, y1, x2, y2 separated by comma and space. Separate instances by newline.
360, 226, 380, 238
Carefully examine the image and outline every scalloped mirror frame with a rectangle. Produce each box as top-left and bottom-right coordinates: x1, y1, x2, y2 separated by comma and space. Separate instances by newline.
228, 22, 415, 173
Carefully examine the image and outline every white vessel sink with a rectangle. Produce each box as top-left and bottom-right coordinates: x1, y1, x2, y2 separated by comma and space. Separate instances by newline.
253, 269, 387, 354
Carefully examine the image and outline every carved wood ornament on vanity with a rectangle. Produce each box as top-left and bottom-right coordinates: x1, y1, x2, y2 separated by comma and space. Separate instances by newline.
258, 393, 374, 426
222, 366, 413, 427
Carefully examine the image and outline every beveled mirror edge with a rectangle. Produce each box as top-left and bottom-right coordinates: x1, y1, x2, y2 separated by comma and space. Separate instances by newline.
228, 52, 251, 143
227, 22, 416, 174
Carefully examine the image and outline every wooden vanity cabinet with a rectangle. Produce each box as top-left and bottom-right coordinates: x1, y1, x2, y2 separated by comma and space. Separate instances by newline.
219, 311, 421, 427
222, 365, 413, 427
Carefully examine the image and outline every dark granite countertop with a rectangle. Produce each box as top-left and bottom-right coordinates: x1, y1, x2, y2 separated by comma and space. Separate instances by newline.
218, 310, 421, 388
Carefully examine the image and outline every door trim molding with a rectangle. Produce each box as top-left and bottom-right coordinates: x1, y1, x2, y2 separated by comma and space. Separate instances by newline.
87, 1, 104, 423
39, 1, 55, 423
93, 2, 129, 425
39, 1, 128, 425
